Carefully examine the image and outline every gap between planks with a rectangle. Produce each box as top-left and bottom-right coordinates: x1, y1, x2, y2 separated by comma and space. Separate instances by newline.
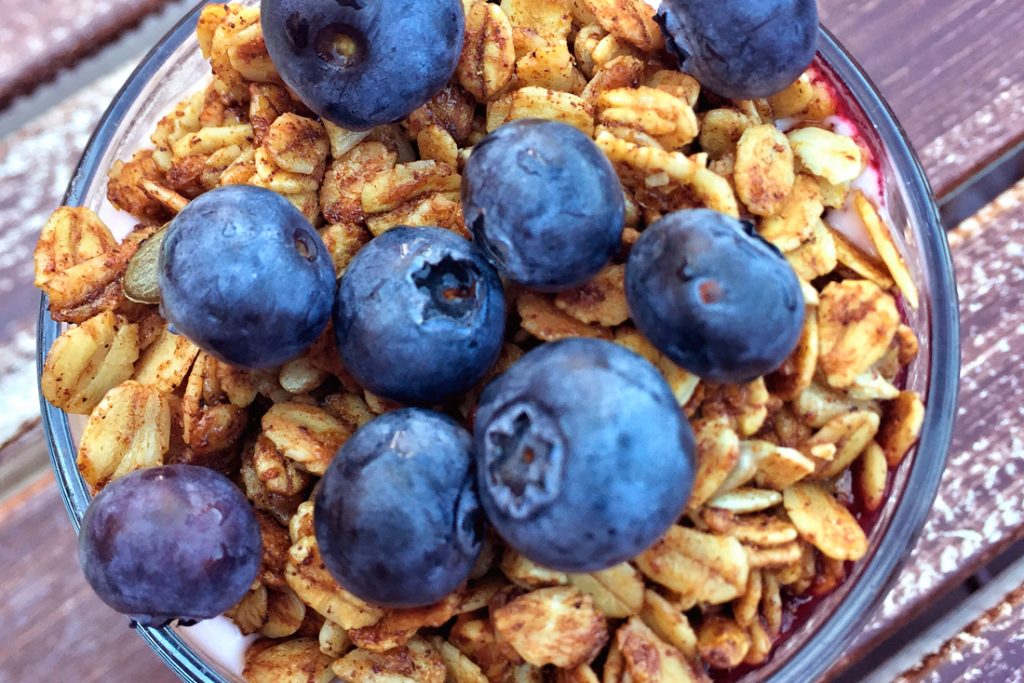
863, 551, 1024, 682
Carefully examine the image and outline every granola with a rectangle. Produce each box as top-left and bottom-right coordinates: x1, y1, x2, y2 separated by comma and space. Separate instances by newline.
37, 1, 929, 680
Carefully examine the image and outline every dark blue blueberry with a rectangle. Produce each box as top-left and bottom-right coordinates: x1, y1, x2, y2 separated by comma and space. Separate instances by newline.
655, 0, 818, 99
474, 339, 695, 572
261, 0, 465, 130
315, 408, 482, 607
78, 465, 262, 626
462, 119, 625, 291
626, 209, 805, 384
334, 226, 506, 405
159, 185, 335, 369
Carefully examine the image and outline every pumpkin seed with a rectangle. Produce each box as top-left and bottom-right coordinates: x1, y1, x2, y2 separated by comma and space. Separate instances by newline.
123, 225, 167, 304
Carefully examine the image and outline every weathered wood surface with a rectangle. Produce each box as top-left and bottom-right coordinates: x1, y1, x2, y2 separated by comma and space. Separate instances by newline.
896, 580, 1024, 683
0, 67, 129, 453
0, 0, 171, 106
1, 0, 1024, 680
819, 0, 1024, 197
0, 473, 178, 683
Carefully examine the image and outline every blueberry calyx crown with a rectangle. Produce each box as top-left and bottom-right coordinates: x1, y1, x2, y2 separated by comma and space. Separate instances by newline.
481, 401, 567, 520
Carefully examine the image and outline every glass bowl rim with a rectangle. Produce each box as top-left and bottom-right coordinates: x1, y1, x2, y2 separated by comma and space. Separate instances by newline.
36, 3, 961, 681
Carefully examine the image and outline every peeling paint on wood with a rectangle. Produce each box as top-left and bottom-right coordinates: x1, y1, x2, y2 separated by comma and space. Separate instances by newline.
897, 581, 1024, 682
0, 67, 130, 451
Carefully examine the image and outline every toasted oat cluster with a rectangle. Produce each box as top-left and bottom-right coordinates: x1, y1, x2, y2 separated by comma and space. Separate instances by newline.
36, 0, 926, 680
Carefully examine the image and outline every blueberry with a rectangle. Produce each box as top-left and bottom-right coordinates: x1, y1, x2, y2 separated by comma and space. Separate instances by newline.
334, 226, 506, 405
261, 0, 464, 130
78, 465, 262, 626
315, 408, 482, 607
462, 119, 625, 291
655, 0, 818, 99
474, 339, 695, 572
625, 209, 804, 384
159, 185, 335, 369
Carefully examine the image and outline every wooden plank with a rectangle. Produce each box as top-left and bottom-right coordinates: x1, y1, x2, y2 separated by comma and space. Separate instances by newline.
819, 0, 1024, 197
0, 0, 171, 107
834, 177, 1024, 671
0, 420, 49, 506
896, 581, 1024, 682
0, 3, 1023, 679
852, 551, 1024, 682
0, 472, 178, 683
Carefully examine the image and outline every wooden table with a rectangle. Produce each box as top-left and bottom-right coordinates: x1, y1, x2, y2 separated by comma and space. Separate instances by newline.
1, 1, 1023, 681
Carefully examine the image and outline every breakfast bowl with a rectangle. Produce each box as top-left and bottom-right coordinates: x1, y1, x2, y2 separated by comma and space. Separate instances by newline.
37, 0, 959, 680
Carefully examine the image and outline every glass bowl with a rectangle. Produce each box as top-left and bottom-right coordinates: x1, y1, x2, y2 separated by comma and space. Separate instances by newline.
37, 1, 960, 681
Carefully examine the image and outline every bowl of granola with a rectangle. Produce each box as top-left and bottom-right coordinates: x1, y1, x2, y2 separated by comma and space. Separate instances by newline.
36, 0, 959, 681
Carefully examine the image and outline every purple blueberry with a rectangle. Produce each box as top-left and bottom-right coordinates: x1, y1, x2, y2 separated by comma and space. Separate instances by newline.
474, 339, 695, 572
462, 119, 625, 291
334, 226, 506, 405
158, 185, 335, 369
78, 465, 262, 626
315, 408, 483, 607
626, 209, 805, 383
261, 0, 465, 130
656, 0, 818, 99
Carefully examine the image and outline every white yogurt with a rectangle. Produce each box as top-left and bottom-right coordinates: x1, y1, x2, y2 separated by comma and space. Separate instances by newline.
826, 114, 859, 139
98, 200, 148, 242
826, 164, 885, 257
818, 115, 889, 257
178, 617, 258, 679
